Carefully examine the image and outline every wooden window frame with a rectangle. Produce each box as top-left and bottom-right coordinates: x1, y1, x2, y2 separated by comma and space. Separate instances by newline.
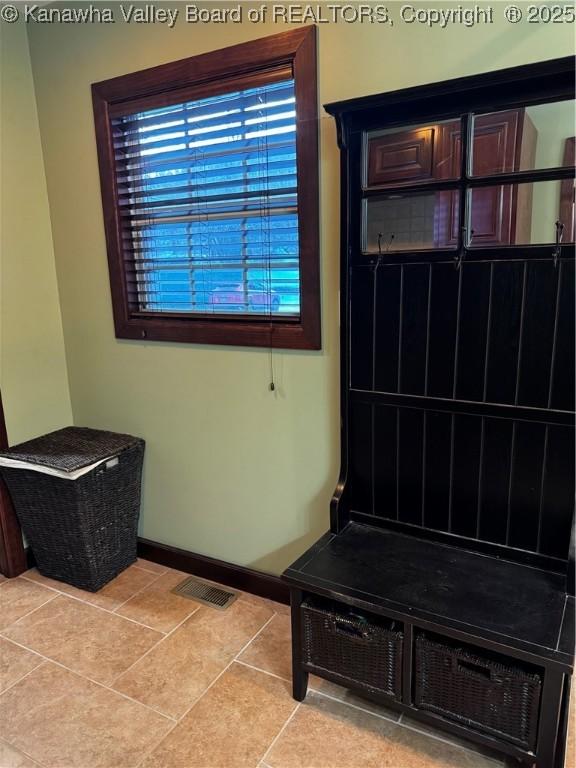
92, 26, 320, 350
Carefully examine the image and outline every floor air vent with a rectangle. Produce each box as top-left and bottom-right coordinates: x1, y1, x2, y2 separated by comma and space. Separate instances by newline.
171, 576, 238, 610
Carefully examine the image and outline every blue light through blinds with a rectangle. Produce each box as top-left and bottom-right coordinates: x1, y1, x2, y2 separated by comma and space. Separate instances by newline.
112, 78, 300, 317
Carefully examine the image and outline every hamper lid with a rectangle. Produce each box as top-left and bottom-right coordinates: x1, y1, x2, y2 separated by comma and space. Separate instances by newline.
0, 427, 142, 474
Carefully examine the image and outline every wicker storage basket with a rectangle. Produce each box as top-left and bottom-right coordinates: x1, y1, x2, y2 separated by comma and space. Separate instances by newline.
0, 427, 145, 592
302, 599, 403, 700
415, 634, 542, 750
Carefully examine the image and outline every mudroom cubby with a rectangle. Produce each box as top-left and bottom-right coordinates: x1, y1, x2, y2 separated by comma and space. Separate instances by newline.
283, 57, 575, 768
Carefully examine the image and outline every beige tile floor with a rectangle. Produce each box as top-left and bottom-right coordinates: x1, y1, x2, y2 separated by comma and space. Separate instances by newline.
0, 561, 572, 768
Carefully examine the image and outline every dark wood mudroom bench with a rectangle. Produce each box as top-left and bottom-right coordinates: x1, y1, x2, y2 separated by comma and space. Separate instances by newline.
285, 523, 574, 766
286, 523, 574, 671
284, 55, 575, 768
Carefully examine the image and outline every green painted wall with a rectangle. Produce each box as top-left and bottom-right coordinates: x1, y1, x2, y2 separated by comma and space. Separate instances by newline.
0, 20, 72, 445
25, 2, 574, 573
526, 101, 575, 243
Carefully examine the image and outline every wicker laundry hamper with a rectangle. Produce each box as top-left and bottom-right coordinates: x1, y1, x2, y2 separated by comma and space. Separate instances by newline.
0, 427, 145, 591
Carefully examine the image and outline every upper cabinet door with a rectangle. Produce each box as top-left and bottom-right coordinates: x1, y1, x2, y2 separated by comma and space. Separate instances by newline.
361, 99, 574, 254
367, 127, 436, 186
470, 111, 535, 247
471, 110, 525, 175
435, 110, 536, 247
366, 119, 462, 189
364, 115, 531, 250
469, 111, 522, 246
467, 100, 575, 249
471, 100, 575, 176
363, 121, 461, 253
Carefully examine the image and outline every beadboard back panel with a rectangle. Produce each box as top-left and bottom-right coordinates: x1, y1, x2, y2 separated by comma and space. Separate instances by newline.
348, 399, 574, 561
346, 256, 574, 564
350, 258, 574, 412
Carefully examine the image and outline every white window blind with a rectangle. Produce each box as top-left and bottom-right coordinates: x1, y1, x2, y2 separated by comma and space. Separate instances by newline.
112, 77, 300, 317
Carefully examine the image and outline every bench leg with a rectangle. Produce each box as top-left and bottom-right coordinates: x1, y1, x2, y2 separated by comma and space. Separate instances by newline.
293, 667, 309, 702
535, 669, 567, 768
553, 675, 571, 768
290, 588, 309, 702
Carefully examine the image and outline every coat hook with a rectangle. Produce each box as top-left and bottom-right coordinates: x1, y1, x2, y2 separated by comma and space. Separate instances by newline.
455, 227, 468, 271
376, 232, 394, 264
553, 220, 564, 268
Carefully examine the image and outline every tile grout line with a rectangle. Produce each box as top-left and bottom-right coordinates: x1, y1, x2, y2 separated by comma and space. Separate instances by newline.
0, 664, 54, 768
18, 573, 171, 634
1, 590, 507, 768
102, 681, 177, 724
0, 636, 178, 725
234, 659, 292, 684
124, 601, 282, 716
235, 620, 302, 768
187, 597, 505, 766
0, 580, 204, 720
399, 710, 505, 763
260, 700, 301, 767
0, 592, 59, 632
6, 575, 281, 715
111, 568, 168, 612
235, 656, 503, 762
0, 657, 48, 700
0, 735, 46, 768
0, 630, 506, 768
17, 569, 285, 637
109, 604, 202, 687
308, 687, 400, 726
231, 613, 278, 664
135, 561, 169, 576
131, 612, 280, 768
311, 681, 502, 762
0, 658, 171, 768
132, 722, 179, 768
2, 581, 289, 764
140, 609, 283, 725
234, 658, 400, 728
20, 567, 217, 635
174, 612, 279, 722
394, 717, 505, 764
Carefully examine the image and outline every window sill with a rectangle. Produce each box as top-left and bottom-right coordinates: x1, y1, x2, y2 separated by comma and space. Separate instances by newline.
115, 315, 321, 350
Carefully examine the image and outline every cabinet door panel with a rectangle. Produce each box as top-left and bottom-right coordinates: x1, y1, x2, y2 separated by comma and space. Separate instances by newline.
367, 128, 435, 186
435, 111, 521, 247
472, 112, 520, 175
469, 186, 514, 246
469, 115, 519, 245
